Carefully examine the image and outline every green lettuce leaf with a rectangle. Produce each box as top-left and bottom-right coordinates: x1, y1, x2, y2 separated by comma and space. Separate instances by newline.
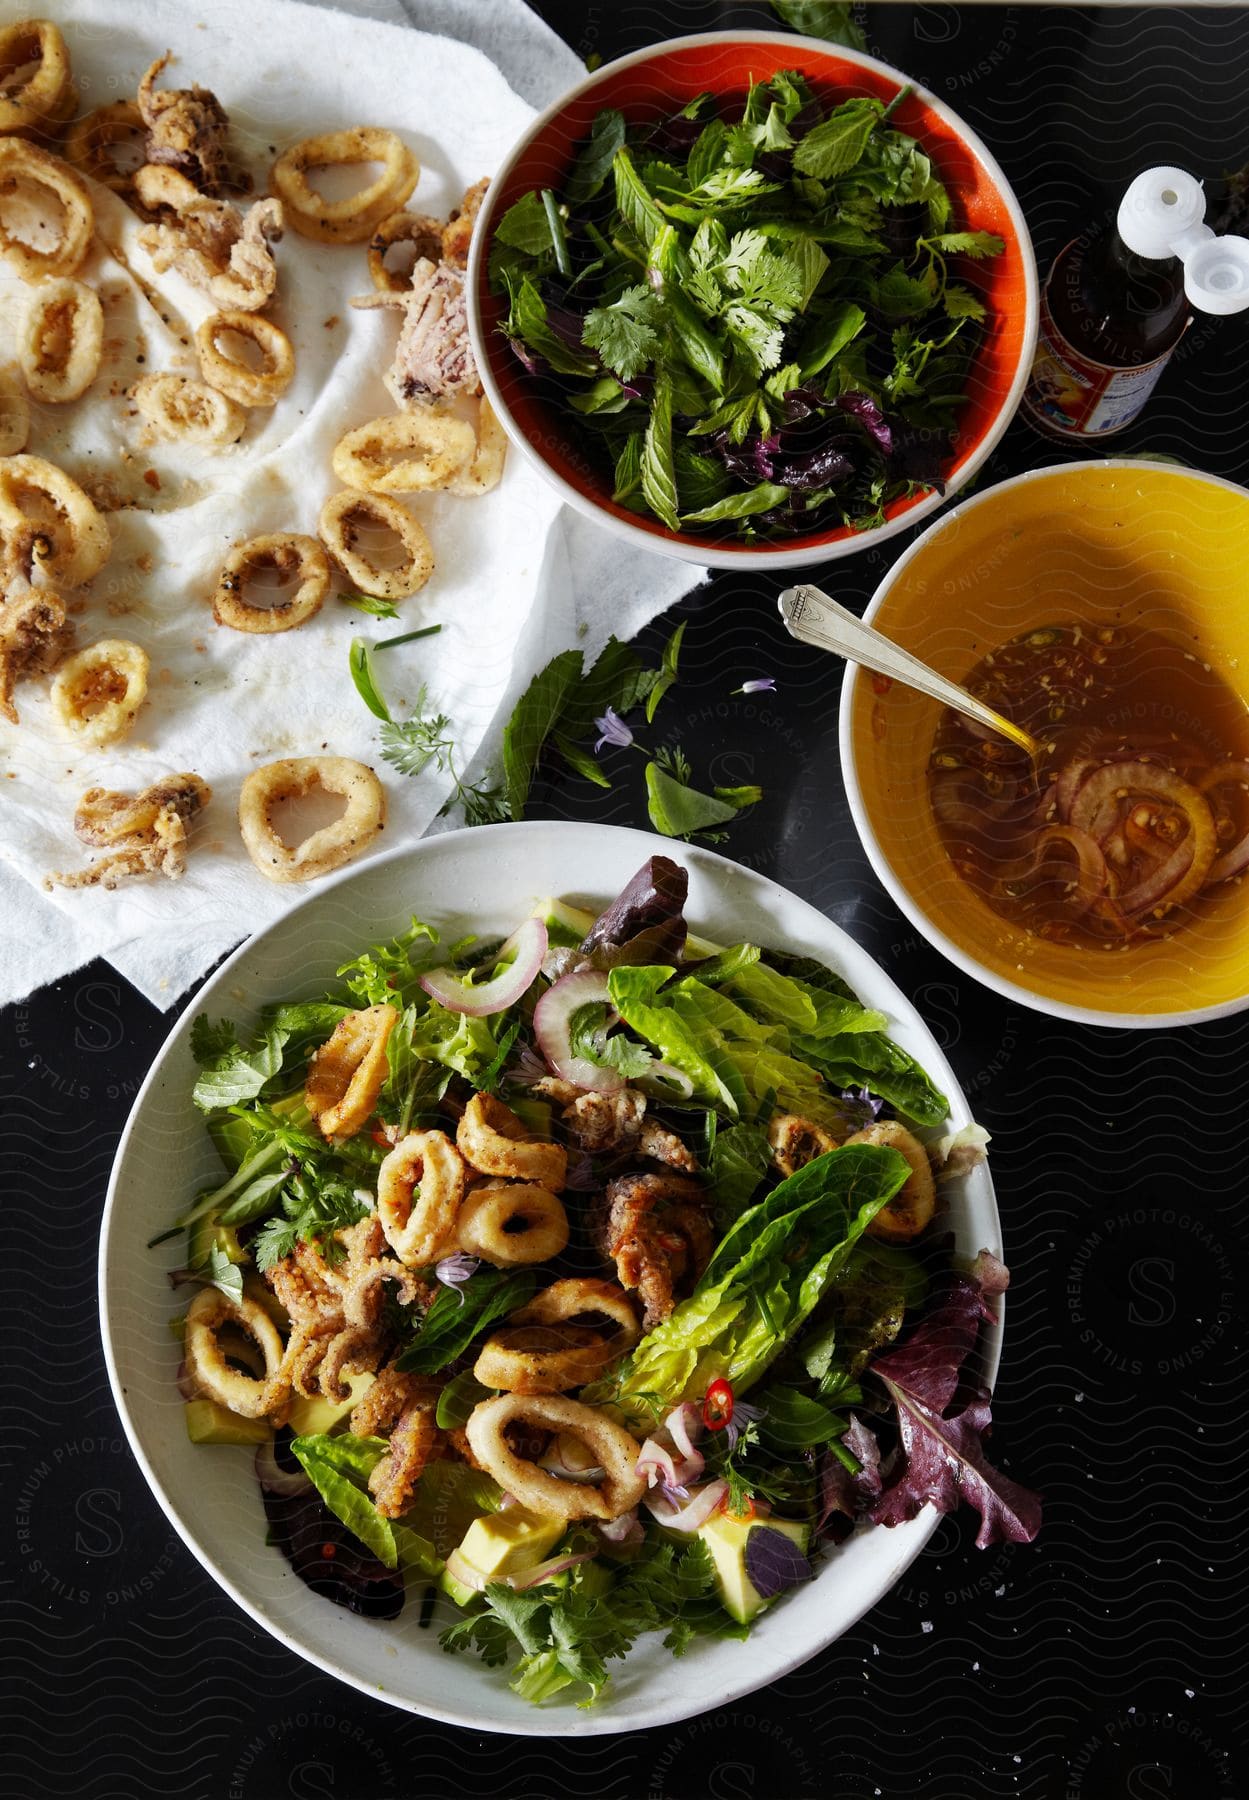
600, 1142, 909, 1425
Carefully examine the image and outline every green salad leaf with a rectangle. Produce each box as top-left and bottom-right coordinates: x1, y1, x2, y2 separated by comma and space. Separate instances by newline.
396, 1268, 538, 1375
598, 1142, 909, 1424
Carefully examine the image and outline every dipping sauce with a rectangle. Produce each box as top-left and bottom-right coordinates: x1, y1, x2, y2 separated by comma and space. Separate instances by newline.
928, 623, 1249, 946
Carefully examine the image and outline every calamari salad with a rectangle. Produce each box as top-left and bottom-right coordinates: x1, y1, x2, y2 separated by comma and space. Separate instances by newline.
164, 857, 1040, 1706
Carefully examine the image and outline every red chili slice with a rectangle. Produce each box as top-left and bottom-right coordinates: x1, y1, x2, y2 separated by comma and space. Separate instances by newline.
703, 1377, 734, 1432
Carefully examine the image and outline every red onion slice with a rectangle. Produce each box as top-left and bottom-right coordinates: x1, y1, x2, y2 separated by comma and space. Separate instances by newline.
419, 918, 547, 1017
598, 1509, 644, 1547
505, 1550, 596, 1590
644, 1479, 729, 1532
255, 1439, 313, 1498
532, 967, 625, 1094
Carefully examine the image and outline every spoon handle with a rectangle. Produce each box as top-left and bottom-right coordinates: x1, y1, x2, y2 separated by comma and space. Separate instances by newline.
777, 582, 1041, 758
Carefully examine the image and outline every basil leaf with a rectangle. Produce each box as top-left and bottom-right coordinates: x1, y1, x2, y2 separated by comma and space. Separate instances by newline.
682, 482, 789, 525
396, 1268, 538, 1374
501, 648, 583, 821
565, 108, 626, 206
792, 98, 882, 181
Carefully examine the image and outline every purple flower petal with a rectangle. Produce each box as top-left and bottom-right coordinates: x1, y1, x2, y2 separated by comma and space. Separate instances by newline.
593, 707, 633, 754
435, 1252, 481, 1303
733, 678, 776, 696
723, 1398, 766, 1452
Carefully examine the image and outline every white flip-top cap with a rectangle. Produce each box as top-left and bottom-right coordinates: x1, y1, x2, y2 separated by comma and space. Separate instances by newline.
1117, 165, 1249, 315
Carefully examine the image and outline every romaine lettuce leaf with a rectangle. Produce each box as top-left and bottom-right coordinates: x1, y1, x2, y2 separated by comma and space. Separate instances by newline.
601, 1142, 909, 1424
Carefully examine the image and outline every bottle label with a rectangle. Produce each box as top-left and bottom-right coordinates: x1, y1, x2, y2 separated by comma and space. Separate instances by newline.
1022, 279, 1178, 437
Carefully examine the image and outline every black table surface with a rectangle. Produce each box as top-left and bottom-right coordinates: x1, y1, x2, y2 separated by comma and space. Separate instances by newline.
4, 6, 1248, 1797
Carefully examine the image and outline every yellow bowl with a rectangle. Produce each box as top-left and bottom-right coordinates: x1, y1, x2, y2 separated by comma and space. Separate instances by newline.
840, 461, 1249, 1026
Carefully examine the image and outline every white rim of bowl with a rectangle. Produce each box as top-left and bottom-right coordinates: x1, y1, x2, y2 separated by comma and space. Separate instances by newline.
839, 458, 1249, 1030
466, 29, 1039, 572
98, 819, 1002, 1733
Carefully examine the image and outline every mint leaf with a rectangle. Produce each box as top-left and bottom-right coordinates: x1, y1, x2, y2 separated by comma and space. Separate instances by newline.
581, 284, 663, 382
645, 620, 686, 724
792, 98, 881, 180
565, 108, 627, 206
641, 370, 680, 531
771, 1, 866, 49
494, 190, 554, 256
612, 148, 666, 249
501, 649, 582, 821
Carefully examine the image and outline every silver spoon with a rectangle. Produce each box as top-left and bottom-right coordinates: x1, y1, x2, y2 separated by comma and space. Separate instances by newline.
777, 581, 1042, 759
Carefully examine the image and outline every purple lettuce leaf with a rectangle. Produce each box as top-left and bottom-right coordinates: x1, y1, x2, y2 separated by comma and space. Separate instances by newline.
816, 1413, 883, 1538
867, 1259, 1042, 1549
580, 855, 689, 968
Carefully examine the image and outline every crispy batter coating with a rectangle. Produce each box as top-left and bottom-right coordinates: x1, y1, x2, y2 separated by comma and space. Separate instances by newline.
439, 177, 488, 270
465, 1394, 645, 1522
305, 1004, 398, 1142
599, 1172, 713, 1328
266, 1212, 426, 1403
767, 1112, 841, 1178
350, 1362, 444, 1518
46, 773, 211, 891
457, 1092, 567, 1191
534, 1077, 698, 1173
848, 1121, 938, 1243
137, 51, 234, 196
0, 576, 69, 723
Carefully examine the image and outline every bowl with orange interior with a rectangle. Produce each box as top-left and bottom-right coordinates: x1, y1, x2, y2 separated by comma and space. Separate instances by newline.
840, 460, 1249, 1027
466, 31, 1037, 571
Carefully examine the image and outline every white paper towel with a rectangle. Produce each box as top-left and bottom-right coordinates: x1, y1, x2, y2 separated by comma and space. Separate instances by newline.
0, 0, 705, 1009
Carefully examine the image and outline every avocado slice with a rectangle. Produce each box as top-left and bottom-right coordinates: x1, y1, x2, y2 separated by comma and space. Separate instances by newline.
184, 1399, 271, 1446
286, 1370, 375, 1438
439, 1507, 564, 1609
697, 1512, 810, 1625
187, 1210, 246, 1270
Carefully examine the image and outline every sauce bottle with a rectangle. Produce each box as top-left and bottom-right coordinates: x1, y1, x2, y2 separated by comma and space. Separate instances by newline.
1022, 166, 1249, 439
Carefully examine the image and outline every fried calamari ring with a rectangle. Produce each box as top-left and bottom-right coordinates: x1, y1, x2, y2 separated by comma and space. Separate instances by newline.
377, 1129, 468, 1266
49, 637, 149, 747
195, 309, 294, 408
270, 127, 418, 244
448, 397, 507, 498
331, 410, 475, 495
305, 1003, 399, 1141
454, 1181, 570, 1268
211, 534, 330, 633
64, 101, 146, 196
465, 1394, 645, 1521
0, 364, 29, 456
515, 1277, 641, 1360
317, 489, 434, 600
19, 278, 103, 404
0, 20, 72, 136
184, 1287, 287, 1421
367, 209, 443, 292
0, 139, 93, 281
238, 755, 386, 883
456, 1092, 568, 1191
473, 1324, 608, 1395
849, 1121, 938, 1243
131, 372, 246, 447
0, 454, 110, 589
440, 177, 489, 271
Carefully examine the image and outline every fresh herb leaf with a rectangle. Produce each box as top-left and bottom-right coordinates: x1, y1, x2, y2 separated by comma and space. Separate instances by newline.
682, 482, 789, 525
645, 620, 686, 725
349, 637, 392, 722
494, 190, 555, 256
582, 283, 663, 382
191, 1016, 289, 1111
641, 369, 680, 531
792, 98, 882, 181
290, 1434, 397, 1566
502, 649, 583, 821
771, 0, 866, 49
202, 1242, 244, 1303
565, 108, 627, 207
396, 1267, 538, 1374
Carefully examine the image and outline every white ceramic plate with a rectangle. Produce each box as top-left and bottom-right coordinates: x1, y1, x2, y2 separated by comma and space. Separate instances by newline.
100, 822, 1003, 1735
